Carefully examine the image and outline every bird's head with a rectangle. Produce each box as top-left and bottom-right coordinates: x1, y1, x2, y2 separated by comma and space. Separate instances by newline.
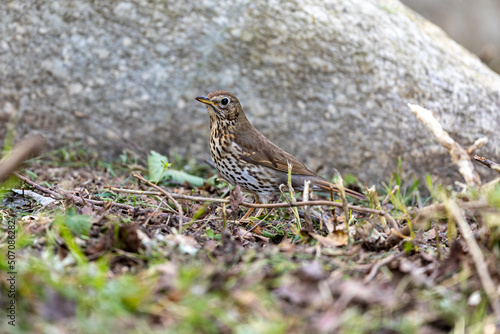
196, 91, 243, 124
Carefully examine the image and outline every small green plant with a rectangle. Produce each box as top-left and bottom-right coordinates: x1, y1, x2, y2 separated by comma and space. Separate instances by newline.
205, 227, 221, 241
148, 150, 205, 187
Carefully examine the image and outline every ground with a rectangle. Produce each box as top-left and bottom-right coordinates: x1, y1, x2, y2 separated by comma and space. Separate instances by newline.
1, 145, 499, 333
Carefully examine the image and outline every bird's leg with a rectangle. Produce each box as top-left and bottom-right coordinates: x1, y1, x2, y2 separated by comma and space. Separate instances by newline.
240, 194, 264, 220
253, 196, 267, 218
240, 206, 256, 220
254, 207, 264, 218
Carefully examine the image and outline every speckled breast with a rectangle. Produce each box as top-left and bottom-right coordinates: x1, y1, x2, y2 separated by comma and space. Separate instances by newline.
209, 130, 278, 197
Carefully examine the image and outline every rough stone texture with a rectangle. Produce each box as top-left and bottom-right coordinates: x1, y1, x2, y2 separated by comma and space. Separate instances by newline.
1, 0, 500, 185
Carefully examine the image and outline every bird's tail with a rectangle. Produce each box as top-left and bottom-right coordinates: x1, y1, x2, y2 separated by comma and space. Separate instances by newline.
312, 178, 366, 200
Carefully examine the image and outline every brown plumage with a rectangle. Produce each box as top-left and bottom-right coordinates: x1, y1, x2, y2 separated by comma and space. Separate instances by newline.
196, 91, 365, 201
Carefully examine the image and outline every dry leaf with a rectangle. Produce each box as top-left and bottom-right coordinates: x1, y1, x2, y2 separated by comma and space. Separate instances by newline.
229, 185, 244, 212
310, 230, 349, 247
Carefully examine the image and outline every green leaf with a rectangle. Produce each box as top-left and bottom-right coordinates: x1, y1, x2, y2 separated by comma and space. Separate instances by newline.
96, 191, 116, 199
53, 208, 89, 264
206, 175, 227, 189
25, 170, 39, 180
206, 228, 215, 239
59, 208, 92, 237
162, 169, 205, 187
407, 177, 420, 195
261, 231, 275, 238
148, 150, 169, 182
395, 157, 402, 187
343, 173, 358, 186
425, 174, 433, 192
402, 240, 414, 253
487, 185, 500, 208
103, 275, 150, 312
148, 150, 205, 187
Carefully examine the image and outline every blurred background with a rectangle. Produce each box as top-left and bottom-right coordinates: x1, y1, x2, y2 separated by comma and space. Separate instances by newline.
402, 0, 500, 74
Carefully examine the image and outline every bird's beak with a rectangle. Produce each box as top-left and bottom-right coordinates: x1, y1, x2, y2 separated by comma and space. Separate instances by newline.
196, 96, 218, 107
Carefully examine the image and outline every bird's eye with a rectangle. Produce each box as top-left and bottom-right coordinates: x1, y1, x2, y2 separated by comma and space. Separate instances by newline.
221, 98, 229, 106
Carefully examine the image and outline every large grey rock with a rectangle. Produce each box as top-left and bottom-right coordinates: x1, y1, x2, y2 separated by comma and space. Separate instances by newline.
1, 0, 499, 186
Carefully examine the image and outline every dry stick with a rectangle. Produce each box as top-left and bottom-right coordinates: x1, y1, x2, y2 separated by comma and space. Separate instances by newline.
286, 162, 301, 229
13, 172, 62, 199
480, 178, 500, 194
364, 251, 405, 283
246, 208, 274, 233
368, 185, 387, 230
408, 104, 481, 187
335, 176, 350, 225
221, 202, 227, 231
329, 188, 337, 231
474, 155, 500, 174
382, 185, 399, 206
132, 172, 184, 231
14, 172, 396, 231
467, 137, 488, 155
107, 187, 231, 203
14, 172, 136, 211
446, 200, 500, 319
63, 194, 137, 211
143, 198, 166, 226
434, 216, 442, 260
107, 186, 400, 230
415, 199, 496, 221
331, 206, 337, 232
302, 180, 313, 231
0, 135, 45, 183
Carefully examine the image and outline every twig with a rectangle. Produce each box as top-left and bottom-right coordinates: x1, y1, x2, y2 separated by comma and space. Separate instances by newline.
68, 194, 137, 210
222, 202, 227, 231
132, 172, 184, 231
13, 172, 62, 199
368, 185, 387, 230
106, 187, 230, 203
446, 200, 500, 319
302, 180, 313, 231
0, 135, 45, 183
382, 185, 398, 206
467, 138, 488, 155
474, 155, 500, 174
480, 177, 500, 193
143, 198, 167, 225
408, 104, 481, 187
246, 209, 274, 233
14, 172, 136, 211
107, 186, 400, 231
414, 199, 497, 223
364, 251, 405, 283
334, 174, 350, 225
329, 187, 337, 231
287, 161, 301, 230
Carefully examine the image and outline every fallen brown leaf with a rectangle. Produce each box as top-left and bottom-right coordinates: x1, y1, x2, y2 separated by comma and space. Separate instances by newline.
229, 185, 244, 213
310, 230, 349, 247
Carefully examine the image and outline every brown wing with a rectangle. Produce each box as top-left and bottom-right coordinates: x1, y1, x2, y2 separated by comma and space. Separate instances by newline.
233, 125, 366, 200
233, 126, 317, 176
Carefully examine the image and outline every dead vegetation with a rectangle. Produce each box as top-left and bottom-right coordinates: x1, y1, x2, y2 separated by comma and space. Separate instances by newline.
1, 105, 500, 333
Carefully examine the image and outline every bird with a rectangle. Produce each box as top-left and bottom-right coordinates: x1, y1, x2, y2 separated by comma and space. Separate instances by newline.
195, 90, 365, 207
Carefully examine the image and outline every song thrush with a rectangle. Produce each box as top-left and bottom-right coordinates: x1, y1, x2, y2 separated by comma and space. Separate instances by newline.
195, 91, 365, 202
